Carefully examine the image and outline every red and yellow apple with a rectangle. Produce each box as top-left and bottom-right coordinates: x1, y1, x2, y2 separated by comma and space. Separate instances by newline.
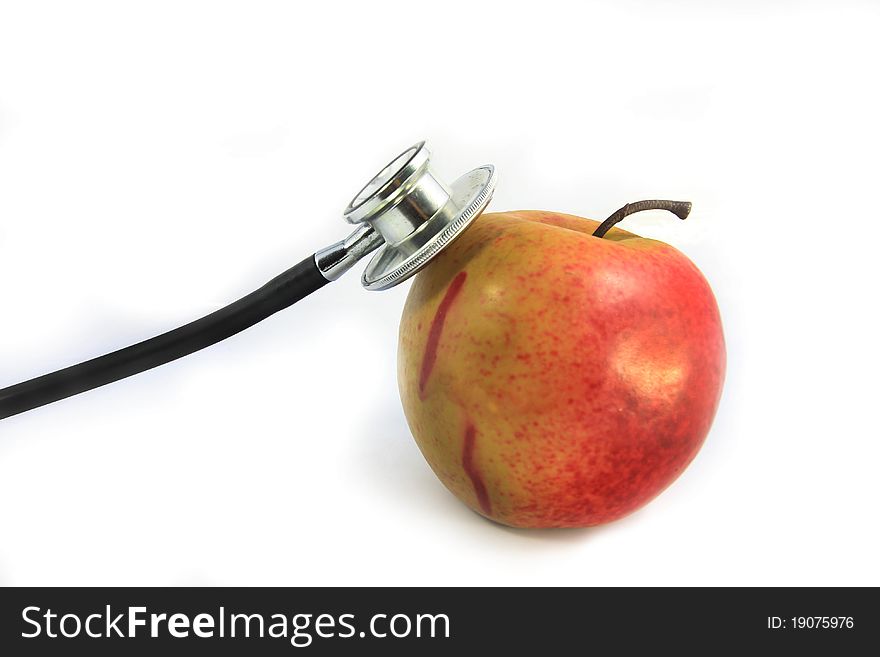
397, 210, 724, 528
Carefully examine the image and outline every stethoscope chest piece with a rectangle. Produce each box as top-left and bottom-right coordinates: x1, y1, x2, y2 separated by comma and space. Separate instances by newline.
341, 141, 496, 290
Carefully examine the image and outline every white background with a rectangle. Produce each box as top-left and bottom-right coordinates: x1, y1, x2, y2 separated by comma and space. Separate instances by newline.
1, 1, 878, 586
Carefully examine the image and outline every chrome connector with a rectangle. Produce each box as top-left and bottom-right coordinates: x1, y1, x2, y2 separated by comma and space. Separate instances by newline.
314, 223, 384, 282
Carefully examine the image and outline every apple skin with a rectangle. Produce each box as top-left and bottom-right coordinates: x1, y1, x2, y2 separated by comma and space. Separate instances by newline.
397, 210, 725, 528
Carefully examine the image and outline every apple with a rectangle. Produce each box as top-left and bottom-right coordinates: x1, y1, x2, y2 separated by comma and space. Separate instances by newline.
397, 206, 725, 528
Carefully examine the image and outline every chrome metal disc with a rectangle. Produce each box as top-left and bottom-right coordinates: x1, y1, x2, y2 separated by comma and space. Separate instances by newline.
361, 165, 496, 290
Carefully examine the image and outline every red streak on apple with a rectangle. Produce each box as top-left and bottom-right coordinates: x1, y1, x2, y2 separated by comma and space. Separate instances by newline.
461, 422, 492, 515
418, 270, 467, 397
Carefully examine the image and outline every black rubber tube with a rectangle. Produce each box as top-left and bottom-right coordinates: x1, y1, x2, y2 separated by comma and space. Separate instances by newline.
0, 256, 330, 420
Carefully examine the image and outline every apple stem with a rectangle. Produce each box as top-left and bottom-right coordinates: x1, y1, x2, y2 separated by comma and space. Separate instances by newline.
592, 200, 693, 238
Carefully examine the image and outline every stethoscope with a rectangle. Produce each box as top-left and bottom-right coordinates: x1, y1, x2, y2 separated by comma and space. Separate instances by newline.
0, 142, 498, 420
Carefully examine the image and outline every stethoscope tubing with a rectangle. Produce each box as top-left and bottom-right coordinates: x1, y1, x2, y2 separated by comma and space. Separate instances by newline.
0, 256, 327, 420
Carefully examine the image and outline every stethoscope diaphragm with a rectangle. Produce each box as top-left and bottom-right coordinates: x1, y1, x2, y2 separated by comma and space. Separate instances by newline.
317, 141, 496, 289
